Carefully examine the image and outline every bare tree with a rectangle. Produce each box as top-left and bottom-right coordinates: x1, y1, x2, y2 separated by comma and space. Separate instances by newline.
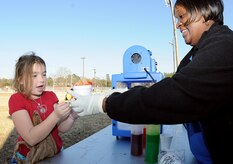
55, 67, 71, 87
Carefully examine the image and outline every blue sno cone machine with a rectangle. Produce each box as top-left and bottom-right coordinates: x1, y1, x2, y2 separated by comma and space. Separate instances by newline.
111, 45, 164, 139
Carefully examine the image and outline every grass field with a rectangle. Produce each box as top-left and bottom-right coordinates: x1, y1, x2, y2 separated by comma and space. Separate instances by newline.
0, 91, 111, 163
0, 93, 14, 147
0, 92, 17, 163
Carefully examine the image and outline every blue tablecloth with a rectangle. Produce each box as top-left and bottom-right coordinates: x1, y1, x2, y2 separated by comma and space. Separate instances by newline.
39, 124, 197, 164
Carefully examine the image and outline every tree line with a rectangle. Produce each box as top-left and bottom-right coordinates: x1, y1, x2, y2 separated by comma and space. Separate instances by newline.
0, 74, 111, 89
0, 73, 174, 89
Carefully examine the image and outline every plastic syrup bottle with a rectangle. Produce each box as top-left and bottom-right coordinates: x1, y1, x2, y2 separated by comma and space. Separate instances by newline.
145, 124, 160, 163
130, 124, 144, 156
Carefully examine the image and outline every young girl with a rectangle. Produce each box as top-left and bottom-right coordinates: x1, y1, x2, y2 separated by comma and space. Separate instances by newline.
9, 52, 78, 163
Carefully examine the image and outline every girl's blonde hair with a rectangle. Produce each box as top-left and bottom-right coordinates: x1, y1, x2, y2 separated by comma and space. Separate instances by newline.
12, 52, 46, 98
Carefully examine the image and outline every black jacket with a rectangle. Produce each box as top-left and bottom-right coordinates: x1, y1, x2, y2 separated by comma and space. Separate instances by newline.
106, 23, 233, 163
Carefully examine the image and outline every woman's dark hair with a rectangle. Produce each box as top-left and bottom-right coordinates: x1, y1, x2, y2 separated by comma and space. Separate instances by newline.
175, 0, 224, 25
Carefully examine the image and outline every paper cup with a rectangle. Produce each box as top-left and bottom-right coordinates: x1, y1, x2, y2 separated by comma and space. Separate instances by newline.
73, 85, 92, 96
160, 133, 173, 151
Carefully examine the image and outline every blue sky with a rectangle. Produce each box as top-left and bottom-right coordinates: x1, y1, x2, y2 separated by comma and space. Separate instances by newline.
1, 0, 233, 79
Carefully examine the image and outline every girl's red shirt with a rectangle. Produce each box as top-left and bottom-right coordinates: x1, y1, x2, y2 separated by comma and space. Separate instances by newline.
8, 91, 63, 156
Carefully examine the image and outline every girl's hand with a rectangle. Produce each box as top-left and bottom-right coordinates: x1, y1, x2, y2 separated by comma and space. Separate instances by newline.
69, 109, 79, 120
53, 102, 71, 121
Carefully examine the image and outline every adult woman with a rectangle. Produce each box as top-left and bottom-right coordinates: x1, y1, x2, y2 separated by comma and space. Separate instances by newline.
69, 0, 233, 163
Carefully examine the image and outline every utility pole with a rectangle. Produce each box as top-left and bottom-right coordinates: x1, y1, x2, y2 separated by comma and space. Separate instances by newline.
70, 73, 73, 86
92, 68, 96, 87
165, 0, 179, 69
81, 57, 86, 79
169, 40, 176, 72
